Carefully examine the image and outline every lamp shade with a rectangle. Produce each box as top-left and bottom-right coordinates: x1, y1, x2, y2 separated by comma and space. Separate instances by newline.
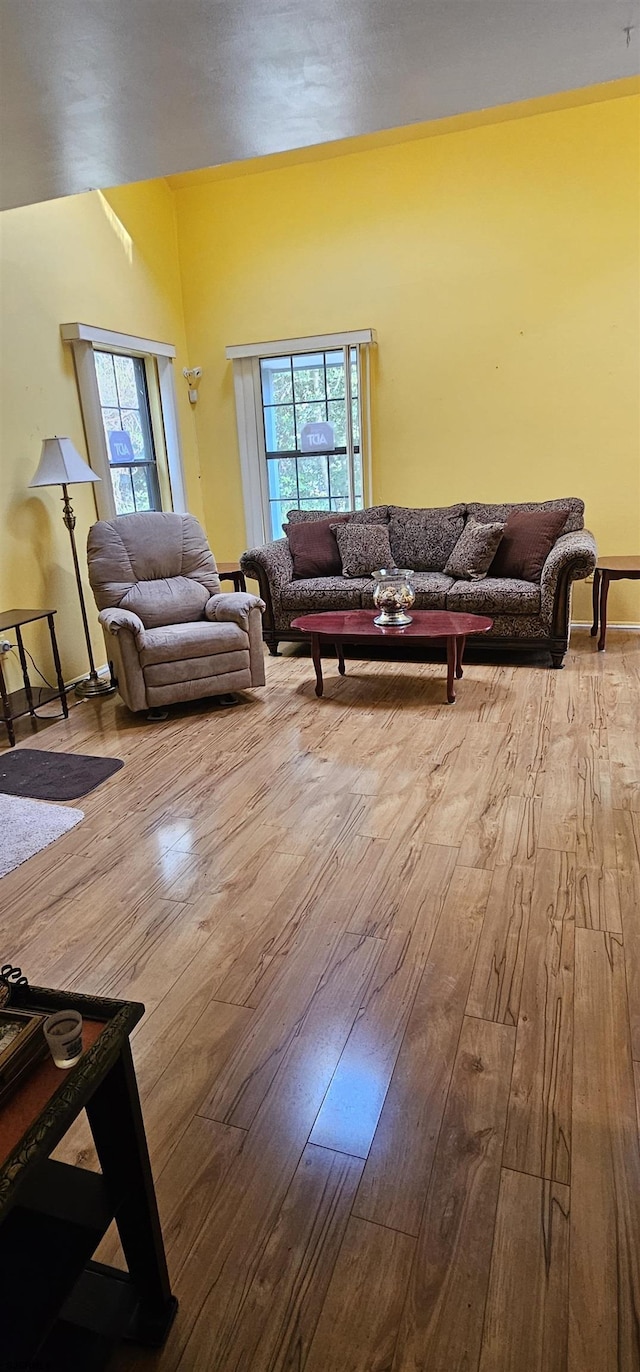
29, 437, 101, 488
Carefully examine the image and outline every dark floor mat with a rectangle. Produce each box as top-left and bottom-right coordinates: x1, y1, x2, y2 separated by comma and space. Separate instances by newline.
0, 749, 124, 800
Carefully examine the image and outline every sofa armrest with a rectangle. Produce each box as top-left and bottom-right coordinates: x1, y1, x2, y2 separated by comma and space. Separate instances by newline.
98, 607, 146, 650
205, 591, 265, 628
540, 529, 597, 631
240, 539, 294, 642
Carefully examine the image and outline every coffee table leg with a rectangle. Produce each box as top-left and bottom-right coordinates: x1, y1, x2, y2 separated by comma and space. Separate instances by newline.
336, 642, 346, 676
455, 635, 466, 680
446, 636, 456, 704
591, 568, 601, 637
598, 573, 610, 652
311, 635, 324, 697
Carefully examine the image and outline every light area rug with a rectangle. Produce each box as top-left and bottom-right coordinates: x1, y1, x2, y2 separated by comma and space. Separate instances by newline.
0, 793, 83, 878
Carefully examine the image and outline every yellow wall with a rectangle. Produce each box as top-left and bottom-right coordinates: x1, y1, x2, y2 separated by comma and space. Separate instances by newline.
175, 90, 640, 623
0, 180, 203, 691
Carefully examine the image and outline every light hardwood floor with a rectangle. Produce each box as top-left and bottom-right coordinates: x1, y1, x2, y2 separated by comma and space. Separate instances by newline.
2, 629, 639, 1371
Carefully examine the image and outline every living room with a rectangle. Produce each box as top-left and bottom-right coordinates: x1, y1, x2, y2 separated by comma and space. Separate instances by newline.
0, 3, 639, 1369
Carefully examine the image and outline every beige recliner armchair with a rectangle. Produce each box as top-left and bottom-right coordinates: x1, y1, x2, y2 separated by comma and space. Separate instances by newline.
87, 512, 265, 714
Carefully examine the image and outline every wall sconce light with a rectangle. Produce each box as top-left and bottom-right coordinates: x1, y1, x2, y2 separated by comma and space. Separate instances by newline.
183, 367, 202, 404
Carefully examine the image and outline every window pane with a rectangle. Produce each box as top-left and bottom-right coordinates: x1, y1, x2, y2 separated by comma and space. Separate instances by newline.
297, 455, 329, 502
354, 449, 364, 505
329, 452, 349, 499
267, 457, 298, 502
293, 354, 325, 403
95, 352, 118, 406
295, 402, 327, 446
269, 500, 290, 538
121, 410, 148, 459
260, 356, 293, 404
351, 398, 360, 447
114, 355, 139, 409
111, 467, 136, 515
132, 465, 153, 511
101, 407, 122, 437
264, 404, 295, 452
350, 348, 358, 398
327, 399, 347, 448
326, 353, 345, 399
331, 496, 350, 511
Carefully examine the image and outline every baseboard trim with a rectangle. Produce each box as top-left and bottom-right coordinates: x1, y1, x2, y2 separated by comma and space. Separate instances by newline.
65, 663, 110, 688
571, 622, 640, 632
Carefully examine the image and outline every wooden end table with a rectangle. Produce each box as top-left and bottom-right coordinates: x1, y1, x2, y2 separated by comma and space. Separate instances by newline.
291, 609, 493, 704
591, 557, 640, 651
0, 981, 176, 1368
0, 608, 69, 747
217, 562, 247, 593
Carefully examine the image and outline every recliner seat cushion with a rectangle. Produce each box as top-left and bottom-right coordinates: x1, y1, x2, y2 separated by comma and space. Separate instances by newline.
144, 649, 250, 686
139, 620, 248, 666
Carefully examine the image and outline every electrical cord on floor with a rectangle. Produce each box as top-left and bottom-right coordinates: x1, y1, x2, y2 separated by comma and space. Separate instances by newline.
2, 643, 69, 720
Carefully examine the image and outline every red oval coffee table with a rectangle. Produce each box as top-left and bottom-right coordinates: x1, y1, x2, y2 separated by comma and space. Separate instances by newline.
291, 609, 493, 704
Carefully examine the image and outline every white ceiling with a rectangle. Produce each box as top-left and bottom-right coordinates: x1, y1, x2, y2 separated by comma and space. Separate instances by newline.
0, 1, 638, 210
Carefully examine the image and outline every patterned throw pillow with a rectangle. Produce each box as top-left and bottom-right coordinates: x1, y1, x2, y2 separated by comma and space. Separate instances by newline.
444, 518, 505, 580
332, 523, 394, 578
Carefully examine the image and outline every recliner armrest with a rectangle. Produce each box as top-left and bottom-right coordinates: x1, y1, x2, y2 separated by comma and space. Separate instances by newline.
205, 591, 265, 628
99, 607, 146, 650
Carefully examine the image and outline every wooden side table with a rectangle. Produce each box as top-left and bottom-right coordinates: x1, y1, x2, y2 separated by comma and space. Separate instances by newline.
0, 608, 68, 747
0, 981, 176, 1369
217, 562, 247, 593
591, 557, 640, 651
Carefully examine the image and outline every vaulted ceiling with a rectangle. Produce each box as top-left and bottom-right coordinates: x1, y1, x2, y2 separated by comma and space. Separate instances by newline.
1, 0, 637, 210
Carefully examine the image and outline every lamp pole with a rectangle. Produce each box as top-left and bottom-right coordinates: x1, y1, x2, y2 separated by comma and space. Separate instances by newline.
60, 484, 115, 698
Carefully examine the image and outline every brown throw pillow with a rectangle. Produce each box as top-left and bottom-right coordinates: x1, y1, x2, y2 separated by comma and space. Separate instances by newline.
444, 517, 505, 580
285, 516, 350, 579
333, 523, 394, 578
489, 509, 567, 581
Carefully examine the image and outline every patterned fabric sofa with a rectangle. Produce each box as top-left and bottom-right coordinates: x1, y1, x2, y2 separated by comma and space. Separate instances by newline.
241, 499, 596, 668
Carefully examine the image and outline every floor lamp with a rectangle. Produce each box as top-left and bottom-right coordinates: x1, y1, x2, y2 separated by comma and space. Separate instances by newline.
29, 437, 115, 698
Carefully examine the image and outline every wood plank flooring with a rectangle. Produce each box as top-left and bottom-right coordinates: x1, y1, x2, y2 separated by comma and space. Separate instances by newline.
1, 628, 639, 1371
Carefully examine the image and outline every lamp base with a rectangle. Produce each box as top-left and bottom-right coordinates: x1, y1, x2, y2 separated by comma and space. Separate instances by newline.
75, 673, 116, 699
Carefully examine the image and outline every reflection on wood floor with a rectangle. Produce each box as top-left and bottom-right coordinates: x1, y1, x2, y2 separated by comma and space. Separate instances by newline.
3, 628, 639, 1371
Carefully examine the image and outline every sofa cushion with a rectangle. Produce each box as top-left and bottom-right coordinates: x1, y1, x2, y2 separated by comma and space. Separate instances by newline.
388, 505, 466, 571
139, 620, 248, 666
467, 498, 584, 535
280, 576, 370, 612
286, 505, 389, 525
444, 518, 506, 580
489, 509, 567, 582
361, 572, 454, 611
284, 517, 349, 579
446, 578, 541, 614
333, 523, 394, 577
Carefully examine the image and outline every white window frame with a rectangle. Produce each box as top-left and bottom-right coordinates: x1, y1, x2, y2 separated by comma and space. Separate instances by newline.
61, 322, 187, 521
225, 329, 376, 547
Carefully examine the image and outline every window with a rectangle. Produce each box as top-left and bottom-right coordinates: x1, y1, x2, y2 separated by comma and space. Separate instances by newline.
226, 329, 375, 547
94, 351, 161, 515
260, 348, 363, 539
61, 322, 187, 522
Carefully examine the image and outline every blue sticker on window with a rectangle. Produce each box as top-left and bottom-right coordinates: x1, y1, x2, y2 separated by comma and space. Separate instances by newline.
300, 421, 335, 453
108, 430, 135, 463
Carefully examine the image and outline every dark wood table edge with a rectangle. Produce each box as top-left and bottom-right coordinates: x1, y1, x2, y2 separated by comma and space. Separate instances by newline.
0, 609, 68, 747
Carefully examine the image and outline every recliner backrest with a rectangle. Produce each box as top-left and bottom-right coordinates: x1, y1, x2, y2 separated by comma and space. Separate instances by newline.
87, 512, 221, 628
